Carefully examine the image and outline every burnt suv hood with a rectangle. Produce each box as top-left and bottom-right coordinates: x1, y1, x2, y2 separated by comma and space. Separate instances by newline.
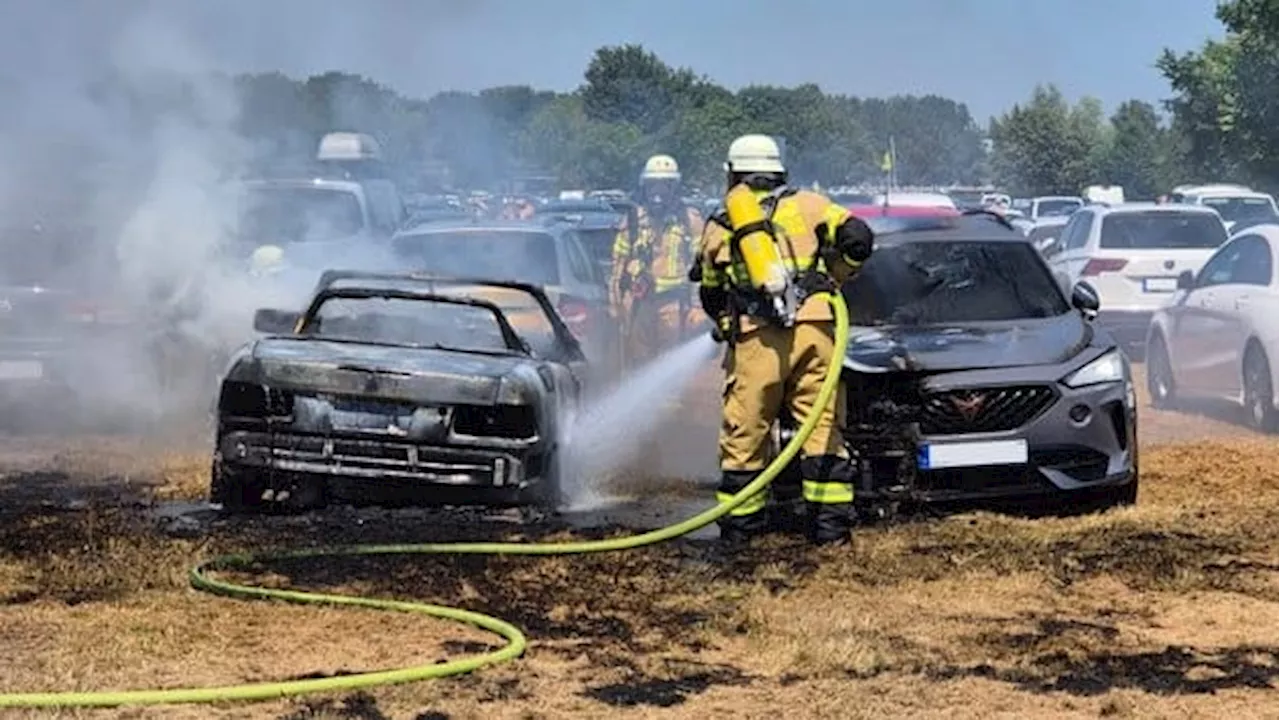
226, 337, 541, 406
843, 313, 1092, 373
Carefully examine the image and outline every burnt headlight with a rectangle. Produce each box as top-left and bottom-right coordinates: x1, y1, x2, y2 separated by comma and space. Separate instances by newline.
218, 382, 293, 418
453, 405, 538, 439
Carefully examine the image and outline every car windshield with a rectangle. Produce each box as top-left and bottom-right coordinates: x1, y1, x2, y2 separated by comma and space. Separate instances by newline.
307, 296, 512, 353
1037, 199, 1081, 217
1201, 196, 1279, 225
392, 230, 561, 286
239, 187, 364, 244
844, 240, 1071, 325
1099, 211, 1228, 249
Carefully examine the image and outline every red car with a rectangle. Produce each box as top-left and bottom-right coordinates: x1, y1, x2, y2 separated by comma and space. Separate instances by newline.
846, 204, 961, 219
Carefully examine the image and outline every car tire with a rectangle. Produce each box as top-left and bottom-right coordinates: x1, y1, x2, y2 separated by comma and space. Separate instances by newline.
210, 458, 264, 514
1146, 336, 1177, 409
1242, 345, 1278, 434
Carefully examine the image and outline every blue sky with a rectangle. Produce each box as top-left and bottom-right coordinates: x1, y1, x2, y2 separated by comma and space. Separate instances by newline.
5, 0, 1227, 122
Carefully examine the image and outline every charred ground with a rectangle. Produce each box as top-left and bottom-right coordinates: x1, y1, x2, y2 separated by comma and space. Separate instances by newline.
0, 365, 1275, 719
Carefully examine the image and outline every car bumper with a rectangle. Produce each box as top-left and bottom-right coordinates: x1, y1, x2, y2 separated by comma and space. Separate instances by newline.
216, 430, 548, 492
1094, 310, 1153, 357
849, 375, 1138, 505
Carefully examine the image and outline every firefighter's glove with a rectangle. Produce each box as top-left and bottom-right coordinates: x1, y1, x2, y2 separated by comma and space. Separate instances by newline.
835, 216, 875, 263
710, 315, 734, 344
687, 263, 702, 283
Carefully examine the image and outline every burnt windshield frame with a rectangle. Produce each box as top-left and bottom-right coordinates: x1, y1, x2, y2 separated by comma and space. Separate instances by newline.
842, 239, 1072, 326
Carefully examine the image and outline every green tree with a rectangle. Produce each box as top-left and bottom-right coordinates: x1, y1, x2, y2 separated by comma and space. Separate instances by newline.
1157, 36, 1244, 183
1098, 100, 1170, 199
989, 85, 1106, 195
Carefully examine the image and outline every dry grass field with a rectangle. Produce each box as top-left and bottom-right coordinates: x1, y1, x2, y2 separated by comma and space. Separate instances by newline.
0, 364, 1274, 719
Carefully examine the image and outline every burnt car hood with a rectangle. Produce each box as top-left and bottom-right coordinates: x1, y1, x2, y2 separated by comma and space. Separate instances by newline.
843, 314, 1092, 373
230, 337, 541, 406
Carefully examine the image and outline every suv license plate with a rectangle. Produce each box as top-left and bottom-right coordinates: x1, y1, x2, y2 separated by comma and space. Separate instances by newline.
0, 361, 43, 380
918, 439, 1028, 470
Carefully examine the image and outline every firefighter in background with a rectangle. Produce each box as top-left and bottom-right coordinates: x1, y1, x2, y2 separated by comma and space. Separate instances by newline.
610, 154, 706, 369
696, 134, 875, 546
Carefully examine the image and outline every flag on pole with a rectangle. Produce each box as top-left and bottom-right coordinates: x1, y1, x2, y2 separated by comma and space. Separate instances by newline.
880, 150, 893, 173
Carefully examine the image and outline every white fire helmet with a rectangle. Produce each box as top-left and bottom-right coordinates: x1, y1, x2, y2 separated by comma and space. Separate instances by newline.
725, 134, 785, 174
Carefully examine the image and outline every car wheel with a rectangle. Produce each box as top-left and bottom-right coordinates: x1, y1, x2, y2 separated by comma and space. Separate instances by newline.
1146, 336, 1177, 409
1242, 346, 1278, 433
210, 458, 264, 514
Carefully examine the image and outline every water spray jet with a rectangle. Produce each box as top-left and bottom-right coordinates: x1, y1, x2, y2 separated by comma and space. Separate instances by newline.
561, 333, 719, 511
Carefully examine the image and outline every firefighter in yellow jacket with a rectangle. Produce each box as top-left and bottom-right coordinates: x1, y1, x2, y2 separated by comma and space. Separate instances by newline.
611, 154, 706, 369
696, 134, 875, 546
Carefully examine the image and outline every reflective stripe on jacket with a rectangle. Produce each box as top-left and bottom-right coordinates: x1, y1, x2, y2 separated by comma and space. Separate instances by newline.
612, 205, 705, 294
698, 188, 856, 330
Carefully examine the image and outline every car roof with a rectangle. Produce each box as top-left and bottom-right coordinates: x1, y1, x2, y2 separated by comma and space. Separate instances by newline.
394, 219, 564, 237
869, 212, 1030, 245
848, 204, 961, 219
1093, 203, 1221, 216
241, 178, 363, 192
1229, 223, 1280, 242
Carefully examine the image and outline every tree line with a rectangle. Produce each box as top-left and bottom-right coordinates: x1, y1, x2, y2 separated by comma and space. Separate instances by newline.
232, 48, 988, 193
223, 0, 1274, 199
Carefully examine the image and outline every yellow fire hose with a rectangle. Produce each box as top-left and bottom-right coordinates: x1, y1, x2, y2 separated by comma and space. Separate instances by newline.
0, 292, 850, 709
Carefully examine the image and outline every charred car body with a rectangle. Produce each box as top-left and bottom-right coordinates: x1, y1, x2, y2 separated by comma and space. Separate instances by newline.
211, 272, 587, 512
782, 212, 1138, 515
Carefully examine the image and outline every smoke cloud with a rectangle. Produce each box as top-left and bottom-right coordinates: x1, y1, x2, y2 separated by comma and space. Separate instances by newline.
0, 2, 410, 430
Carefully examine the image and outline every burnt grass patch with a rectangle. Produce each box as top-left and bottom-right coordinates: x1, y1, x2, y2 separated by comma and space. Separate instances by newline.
928, 644, 1279, 696
582, 659, 753, 708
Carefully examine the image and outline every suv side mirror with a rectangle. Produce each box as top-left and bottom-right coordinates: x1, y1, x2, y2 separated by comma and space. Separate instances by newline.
1071, 281, 1100, 318
253, 308, 301, 334
1176, 269, 1194, 291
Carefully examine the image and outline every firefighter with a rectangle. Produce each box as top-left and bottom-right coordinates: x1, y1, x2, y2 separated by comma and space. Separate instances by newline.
696, 134, 875, 546
610, 154, 706, 369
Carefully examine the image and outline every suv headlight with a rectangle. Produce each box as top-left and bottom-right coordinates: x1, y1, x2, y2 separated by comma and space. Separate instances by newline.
1063, 349, 1126, 388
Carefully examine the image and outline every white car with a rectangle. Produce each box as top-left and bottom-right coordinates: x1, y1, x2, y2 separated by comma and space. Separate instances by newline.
1044, 203, 1230, 356
1145, 224, 1279, 431
1024, 215, 1070, 254
1018, 196, 1086, 222
1169, 184, 1279, 234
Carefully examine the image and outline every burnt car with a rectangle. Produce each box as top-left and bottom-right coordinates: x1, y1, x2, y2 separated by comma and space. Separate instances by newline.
211, 272, 588, 512
783, 212, 1138, 515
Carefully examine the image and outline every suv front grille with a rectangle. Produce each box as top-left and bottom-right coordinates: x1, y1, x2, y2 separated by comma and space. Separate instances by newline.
922, 385, 1057, 434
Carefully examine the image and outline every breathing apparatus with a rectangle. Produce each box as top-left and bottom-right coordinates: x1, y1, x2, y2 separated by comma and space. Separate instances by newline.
724, 183, 798, 328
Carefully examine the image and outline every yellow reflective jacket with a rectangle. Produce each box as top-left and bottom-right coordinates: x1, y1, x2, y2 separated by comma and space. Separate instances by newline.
611, 204, 705, 301
698, 187, 857, 330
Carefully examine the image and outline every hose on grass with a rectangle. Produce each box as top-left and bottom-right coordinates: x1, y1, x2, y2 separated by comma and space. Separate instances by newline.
0, 292, 850, 709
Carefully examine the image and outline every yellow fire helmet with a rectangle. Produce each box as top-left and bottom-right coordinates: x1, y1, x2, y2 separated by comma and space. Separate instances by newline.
641, 154, 681, 181
249, 244, 286, 276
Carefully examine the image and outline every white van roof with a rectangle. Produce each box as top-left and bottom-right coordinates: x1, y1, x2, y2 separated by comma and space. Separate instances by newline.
316, 132, 384, 161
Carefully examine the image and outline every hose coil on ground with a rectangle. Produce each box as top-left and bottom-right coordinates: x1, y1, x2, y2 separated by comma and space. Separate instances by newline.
0, 292, 851, 709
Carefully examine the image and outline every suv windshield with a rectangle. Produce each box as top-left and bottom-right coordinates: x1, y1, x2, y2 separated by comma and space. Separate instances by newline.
1201, 196, 1279, 225
393, 230, 561, 286
239, 187, 365, 244
844, 240, 1070, 325
308, 296, 511, 353
1099, 211, 1228, 249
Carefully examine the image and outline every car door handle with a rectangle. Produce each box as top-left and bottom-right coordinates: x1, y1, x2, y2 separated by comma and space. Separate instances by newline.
1235, 297, 1250, 311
